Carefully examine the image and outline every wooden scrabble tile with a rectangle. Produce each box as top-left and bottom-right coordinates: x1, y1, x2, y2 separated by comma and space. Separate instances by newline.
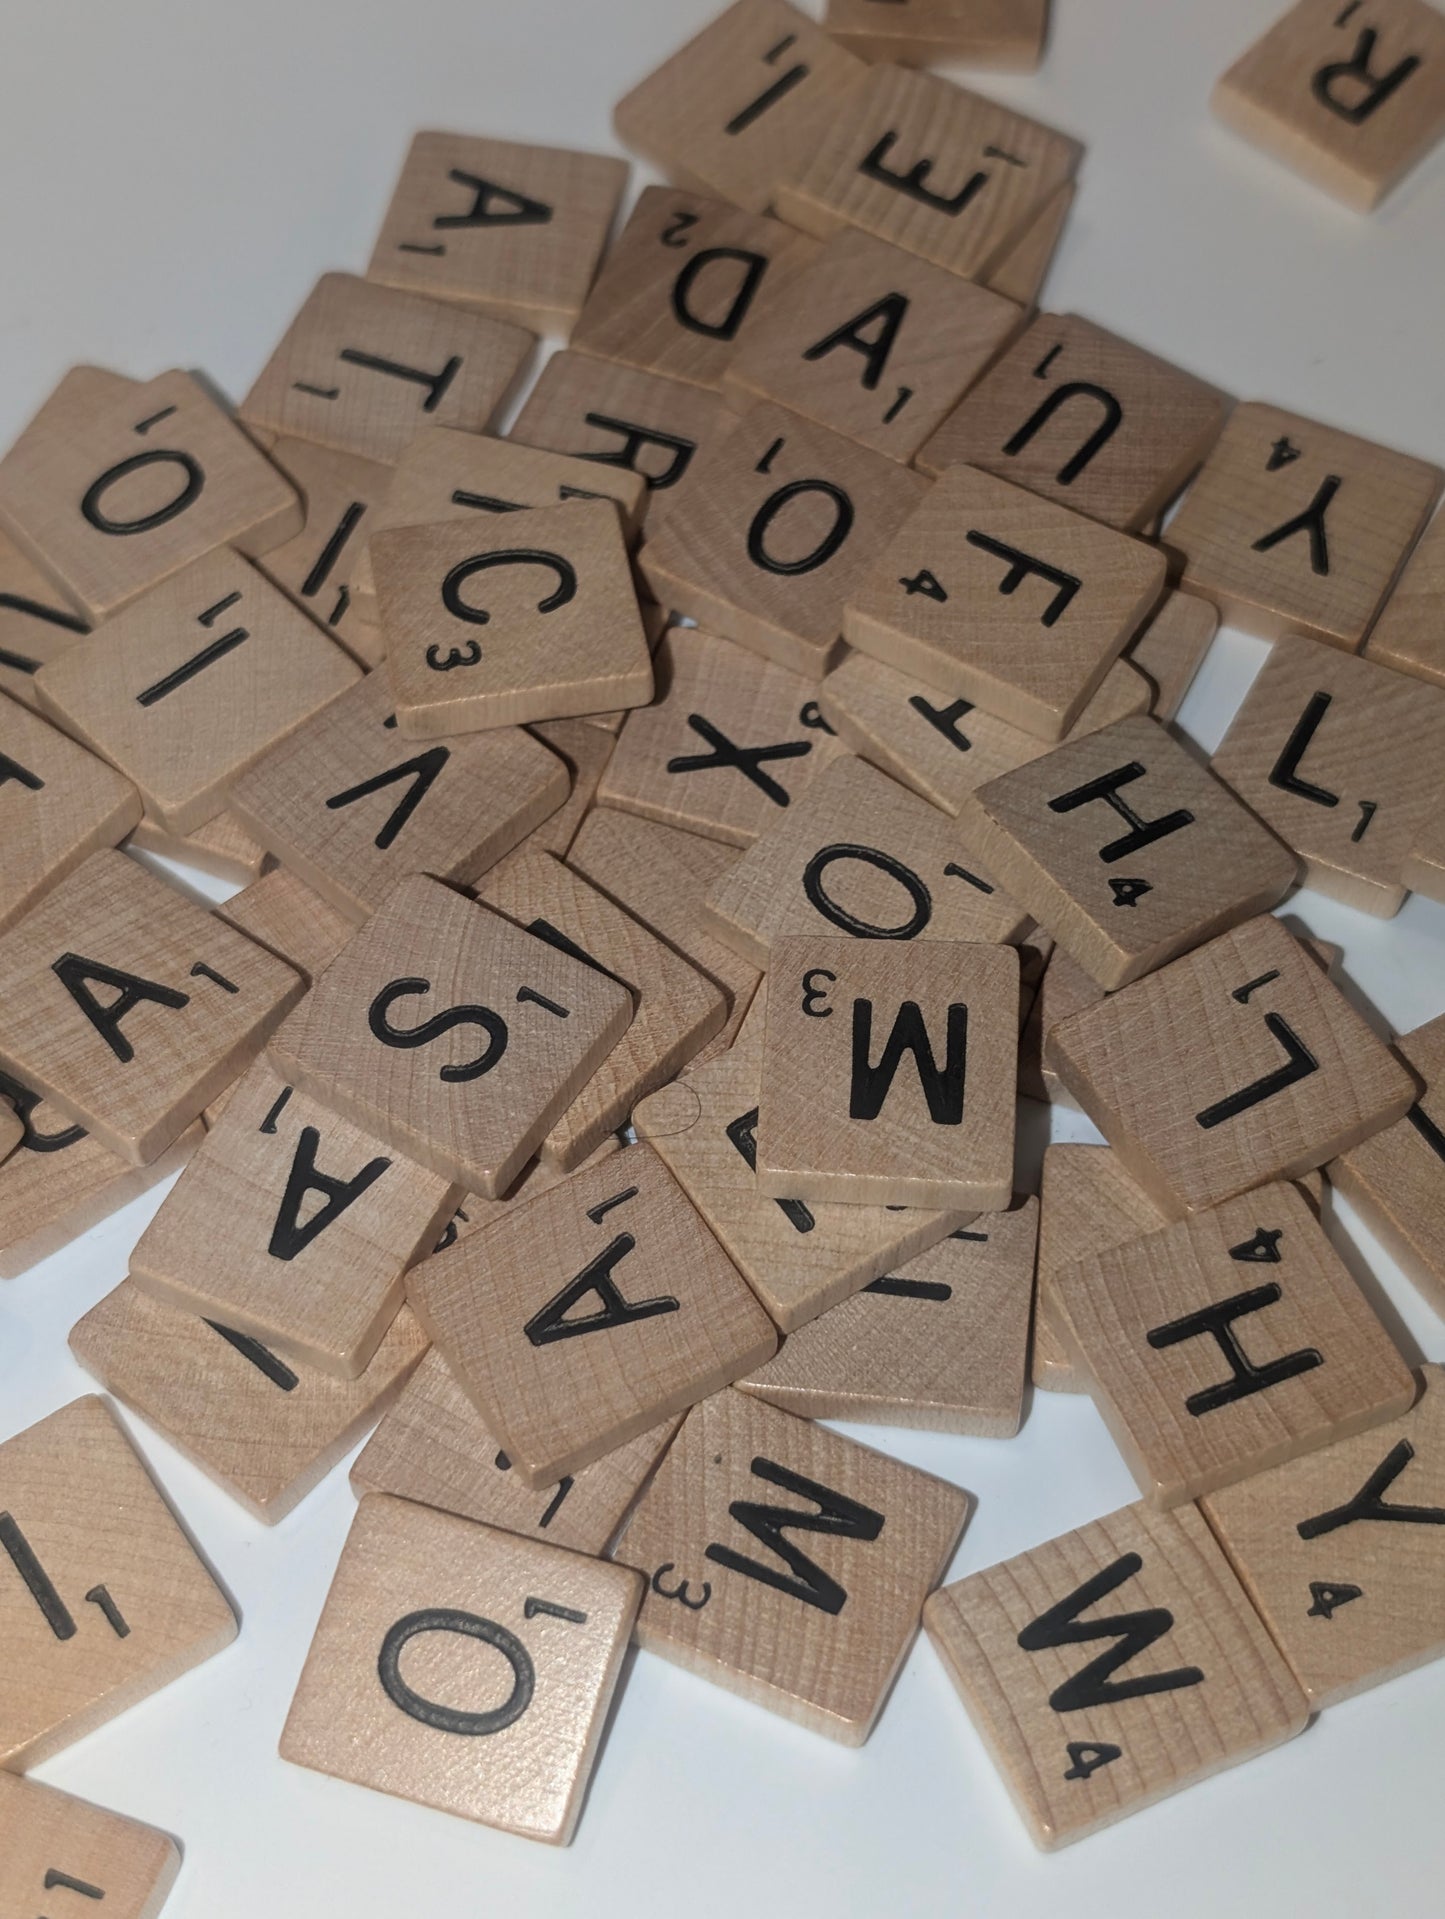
825, 0, 1049, 65
240, 273, 534, 466
1127, 588, 1219, 722
1, 694, 141, 933
477, 851, 726, 1168
253, 437, 393, 666
0, 850, 301, 1165
616, 1387, 969, 1741
367, 132, 627, 334
1168, 401, 1441, 649
1213, 0, 1445, 210
1047, 915, 1416, 1216
635, 981, 972, 1328
228, 673, 567, 922
573, 187, 815, 392
923, 1500, 1307, 1849
351, 425, 646, 623
497, 717, 614, 867
280, 1493, 641, 1842
269, 873, 631, 1196
215, 868, 355, 985
425, 1137, 624, 1261
737, 1201, 1034, 1432
409, 1142, 774, 1486
775, 65, 1083, 281
353, 1348, 679, 1553
510, 353, 734, 532
377, 502, 653, 738
568, 806, 761, 1061
1404, 800, 1445, 899
0, 1396, 237, 1768
597, 627, 847, 844
1033, 1144, 1174, 1392
641, 403, 928, 678
917, 314, 1227, 533
38, 550, 359, 833
70, 1281, 428, 1524
0, 1774, 179, 1919
127, 808, 270, 887
961, 713, 1298, 989
0, 368, 301, 624
1054, 1182, 1414, 1507
130, 1060, 456, 1378
984, 179, 1074, 306
1365, 503, 1445, 686
613, 0, 867, 215
0, 1067, 200, 1277
702, 753, 1030, 967
1213, 633, 1445, 915
846, 465, 1168, 741
0, 528, 90, 711
818, 649, 1151, 815
722, 229, 1022, 462
1201, 1362, 1445, 1707
1330, 1012, 1445, 1314
758, 934, 1017, 1209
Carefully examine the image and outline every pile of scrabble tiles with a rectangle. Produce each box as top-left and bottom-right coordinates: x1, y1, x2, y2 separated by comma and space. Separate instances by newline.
4, 0, 1445, 1895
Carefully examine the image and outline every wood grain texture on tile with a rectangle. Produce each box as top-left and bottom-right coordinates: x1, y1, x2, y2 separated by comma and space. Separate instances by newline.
130, 1059, 457, 1379
254, 437, 393, 666
1016, 941, 1105, 1109
0, 526, 91, 711
722, 227, 1024, 461
215, 868, 355, 986
1046, 914, 1417, 1216
280, 1494, 641, 1843
757, 934, 1017, 1210
640, 401, 928, 679
615, 1388, 970, 1743
917, 312, 1226, 532
1201, 1363, 1445, 1708
368, 132, 627, 333
70, 1282, 428, 1525
613, 0, 867, 215
408, 1142, 775, 1487
268, 874, 632, 1197
240, 273, 534, 465
596, 626, 847, 845
0, 849, 302, 1165
352, 1347, 679, 1554
0, 1773, 179, 1919
0, 1396, 237, 1770
1365, 502, 1445, 687
983, 179, 1074, 306
1212, 633, 1445, 916
737, 1200, 1035, 1433
1403, 800, 1445, 901
923, 1500, 1307, 1849
825, 0, 1049, 67
228, 672, 567, 922
1213, 0, 1445, 210
1127, 588, 1220, 722
845, 465, 1167, 741
1168, 400, 1441, 649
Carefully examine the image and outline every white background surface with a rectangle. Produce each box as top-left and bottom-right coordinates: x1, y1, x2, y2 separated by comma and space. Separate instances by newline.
3, 1, 1445, 1913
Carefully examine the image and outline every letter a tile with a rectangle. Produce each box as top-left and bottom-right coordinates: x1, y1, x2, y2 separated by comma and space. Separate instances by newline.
1046, 914, 1416, 1216
408, 1142, 776, 1487
1211, 634, 1445, 916
1201, 1363, 1445, 1708
268, 875, 631, 1197
0, 1396, 237, 1769
0, 850, 302, 1165
757, 934, 1018, 1210
1053, 1182, 1415, 1507
615, 1388, 970, 1743
0, 1774, 180, 1919
737, 1200, 1036, 1433
130, 1061, 457, 1379
1213, 0, 1445, 210
961, 713, 1298, 988
846, 465, 1167, 742
280, 1494, 641, 1843
923, 1500, 1307, 1849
